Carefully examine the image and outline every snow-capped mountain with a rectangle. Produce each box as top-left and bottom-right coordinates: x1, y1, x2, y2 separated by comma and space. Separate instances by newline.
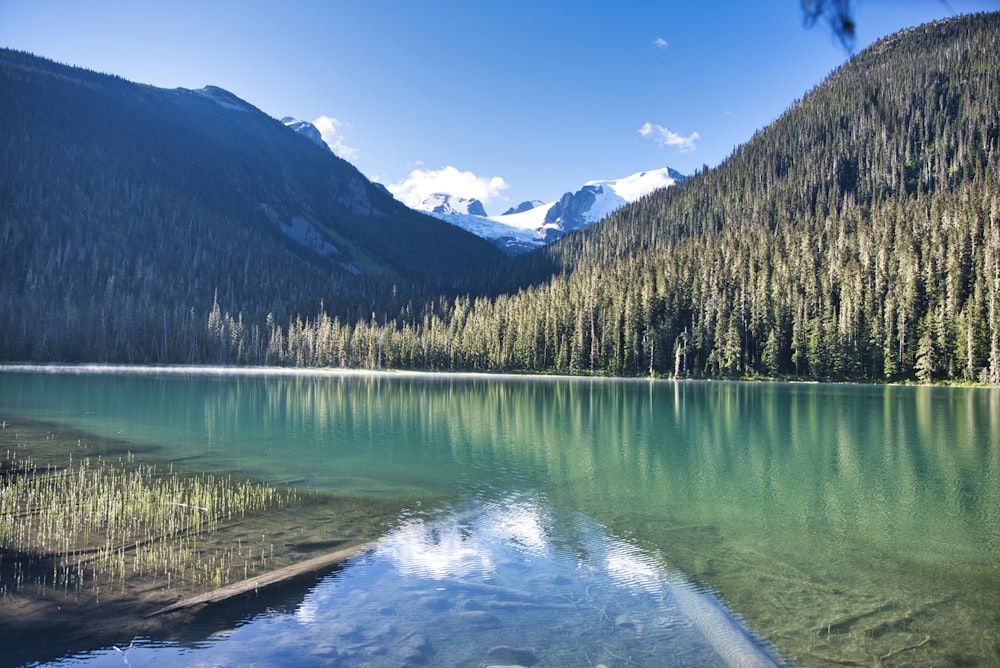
543, 167, 687, 236
409, 167, 686, 255
420, 193, 488, 217
502, 200, 544, 216
277, 113, 683, 254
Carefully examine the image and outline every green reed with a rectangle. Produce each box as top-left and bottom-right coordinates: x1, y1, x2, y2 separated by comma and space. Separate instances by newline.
0, 450, 296, 597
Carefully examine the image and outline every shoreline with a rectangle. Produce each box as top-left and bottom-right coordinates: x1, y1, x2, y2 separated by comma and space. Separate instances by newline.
2, 361, 997, 389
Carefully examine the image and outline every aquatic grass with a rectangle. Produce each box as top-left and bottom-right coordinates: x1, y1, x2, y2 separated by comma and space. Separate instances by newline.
0, 449, 296, 598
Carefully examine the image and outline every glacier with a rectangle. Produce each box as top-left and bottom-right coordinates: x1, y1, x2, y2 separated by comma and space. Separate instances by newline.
408, 167, 685, 255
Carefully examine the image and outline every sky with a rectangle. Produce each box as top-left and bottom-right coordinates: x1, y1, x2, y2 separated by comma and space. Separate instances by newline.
2, 0, 998, 213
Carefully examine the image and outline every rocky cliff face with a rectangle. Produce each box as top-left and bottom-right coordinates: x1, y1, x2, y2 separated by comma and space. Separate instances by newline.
543, 185, 603, 236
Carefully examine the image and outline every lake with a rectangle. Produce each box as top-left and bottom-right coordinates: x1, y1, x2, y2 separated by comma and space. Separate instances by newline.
0, 366, 997, 666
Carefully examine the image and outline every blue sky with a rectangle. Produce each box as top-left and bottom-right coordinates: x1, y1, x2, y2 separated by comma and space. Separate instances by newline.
2, 1, 997, 211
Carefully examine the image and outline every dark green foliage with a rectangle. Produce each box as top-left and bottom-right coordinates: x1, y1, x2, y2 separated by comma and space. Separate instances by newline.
4, 13, 1000, 383
0, 48, 503, 363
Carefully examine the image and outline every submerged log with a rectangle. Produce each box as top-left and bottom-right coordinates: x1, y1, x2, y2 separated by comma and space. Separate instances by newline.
148, 541, 374, 617
672, 585, 780, 667
812, 601, 895, 635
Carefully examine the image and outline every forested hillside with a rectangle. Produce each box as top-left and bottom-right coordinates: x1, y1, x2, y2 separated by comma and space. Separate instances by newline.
4, 12, 999, 382
511, 12, 1000, 382
0, 49, 504, 363
242, 11, 996, 382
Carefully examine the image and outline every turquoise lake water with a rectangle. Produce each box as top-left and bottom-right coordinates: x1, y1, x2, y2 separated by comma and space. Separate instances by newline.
0, 367, 997, 666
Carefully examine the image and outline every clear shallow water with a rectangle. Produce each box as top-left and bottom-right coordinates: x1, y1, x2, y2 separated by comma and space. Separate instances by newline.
1, 366, 998, 666
40, 492, 779, 667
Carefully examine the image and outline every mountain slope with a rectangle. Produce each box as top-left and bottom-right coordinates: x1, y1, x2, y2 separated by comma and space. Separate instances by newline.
0, 48, 504, 362
496, 11, 1000, 381
547, 15, 1000, 272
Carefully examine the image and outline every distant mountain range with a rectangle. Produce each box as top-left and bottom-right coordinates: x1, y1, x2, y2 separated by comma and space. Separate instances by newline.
280, 118, 685, 255
412, 167, 687, 254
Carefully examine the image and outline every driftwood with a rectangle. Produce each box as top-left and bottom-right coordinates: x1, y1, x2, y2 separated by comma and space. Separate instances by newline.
148, 541, 374, 617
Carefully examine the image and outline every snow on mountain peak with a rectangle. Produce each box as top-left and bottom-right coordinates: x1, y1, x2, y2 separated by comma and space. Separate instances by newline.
584, 166, 681, 202
540, 166, 685, 237
502, 200, 544, 216
282, 117, 330, 151
418, 193, 488, 217
411, 166, 685, 255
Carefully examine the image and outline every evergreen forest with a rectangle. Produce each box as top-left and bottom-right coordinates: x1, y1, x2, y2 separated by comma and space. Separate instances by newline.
2, 12, 999, 383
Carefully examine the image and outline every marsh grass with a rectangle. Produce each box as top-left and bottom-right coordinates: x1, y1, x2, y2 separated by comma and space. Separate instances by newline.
0, 418, 428, 668
0, 448, 297, 598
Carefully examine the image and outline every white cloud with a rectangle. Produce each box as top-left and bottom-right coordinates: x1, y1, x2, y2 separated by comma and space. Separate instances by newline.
387, 165, 508, 208
312, 115, 359, 162
639, 122, 700, 152
653, 37, 669, 48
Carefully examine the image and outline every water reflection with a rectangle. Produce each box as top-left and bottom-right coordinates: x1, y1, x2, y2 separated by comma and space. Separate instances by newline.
3, 370, 998, 569
40, 493, 781, 667
1, 368, 998, 665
